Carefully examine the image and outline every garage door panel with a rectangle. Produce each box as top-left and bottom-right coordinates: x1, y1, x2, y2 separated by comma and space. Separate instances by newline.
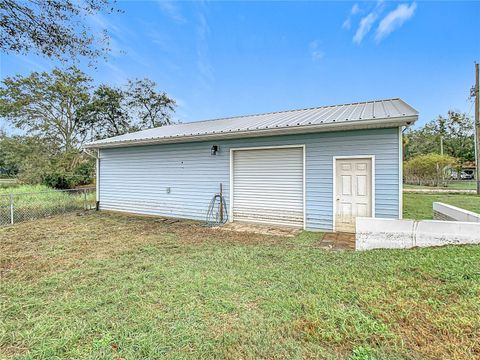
234, 208, 304, 226
234, 195, 303, 200
234, 178, 303, 184
233, 199, 303, 207
233, 195, 303, 203
233, 189, 303, 195
232, 147, 304, 227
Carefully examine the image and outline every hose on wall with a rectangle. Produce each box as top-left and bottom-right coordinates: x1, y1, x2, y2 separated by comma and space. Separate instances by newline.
205, 186, 228, 226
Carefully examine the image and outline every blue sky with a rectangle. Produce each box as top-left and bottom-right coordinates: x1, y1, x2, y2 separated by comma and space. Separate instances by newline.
1, 1, 479, 129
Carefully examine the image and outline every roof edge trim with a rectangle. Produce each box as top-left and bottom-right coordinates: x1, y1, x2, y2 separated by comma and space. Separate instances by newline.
84, 115, 417, 149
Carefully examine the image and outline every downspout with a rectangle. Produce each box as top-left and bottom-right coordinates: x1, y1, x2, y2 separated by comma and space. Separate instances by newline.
83, 148, 100, 211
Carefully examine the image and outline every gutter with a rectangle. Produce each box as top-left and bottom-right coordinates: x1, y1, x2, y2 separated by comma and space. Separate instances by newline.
83, 115, 418, 149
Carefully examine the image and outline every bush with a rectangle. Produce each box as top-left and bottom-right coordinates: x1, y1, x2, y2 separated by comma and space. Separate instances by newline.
404, 154, 457, 186
1, 135, 95, 189
16, 150, 94, 189
40, 153, 95, 189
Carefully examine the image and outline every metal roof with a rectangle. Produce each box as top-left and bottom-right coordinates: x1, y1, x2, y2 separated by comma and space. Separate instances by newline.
85, 98, 418, 148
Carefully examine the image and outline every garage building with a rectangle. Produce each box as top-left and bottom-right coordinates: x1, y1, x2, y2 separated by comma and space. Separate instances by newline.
84, 98, 418, 232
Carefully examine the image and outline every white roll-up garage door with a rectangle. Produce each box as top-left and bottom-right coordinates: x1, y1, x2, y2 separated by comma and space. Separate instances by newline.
232, 146, 304, 227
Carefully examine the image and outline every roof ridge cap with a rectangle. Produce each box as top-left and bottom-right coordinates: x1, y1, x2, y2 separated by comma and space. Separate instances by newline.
178, 98, 403, 126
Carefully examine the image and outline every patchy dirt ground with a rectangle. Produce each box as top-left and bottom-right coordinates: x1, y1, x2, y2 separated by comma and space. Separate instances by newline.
216, 221, 302, 237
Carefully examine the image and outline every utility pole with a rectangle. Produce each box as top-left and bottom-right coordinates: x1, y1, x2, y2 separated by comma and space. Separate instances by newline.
475, 62, 480, 195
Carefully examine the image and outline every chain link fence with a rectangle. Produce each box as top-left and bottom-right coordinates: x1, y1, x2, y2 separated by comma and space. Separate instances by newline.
0, 188, 96, 226
404, 179, 476, 190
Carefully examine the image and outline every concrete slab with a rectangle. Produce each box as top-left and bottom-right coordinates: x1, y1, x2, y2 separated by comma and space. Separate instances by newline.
215, 223, 355, 250
217, 222, 302, 237
322, 232, 356, 250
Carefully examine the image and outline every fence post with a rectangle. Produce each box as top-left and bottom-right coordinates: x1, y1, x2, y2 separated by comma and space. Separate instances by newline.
9, 194, 14, 225
83, 189, 87, 210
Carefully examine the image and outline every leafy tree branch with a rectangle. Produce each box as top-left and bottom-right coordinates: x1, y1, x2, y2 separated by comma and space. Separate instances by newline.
0, 0, 118, 62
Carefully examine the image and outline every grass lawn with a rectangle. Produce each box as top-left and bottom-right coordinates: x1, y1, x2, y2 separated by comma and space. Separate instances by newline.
403, 192, 480, 220
1, 213, 479, 359
404, 181, 476, 191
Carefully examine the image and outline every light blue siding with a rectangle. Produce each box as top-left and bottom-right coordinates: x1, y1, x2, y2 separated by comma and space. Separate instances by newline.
99, 127, 400, 231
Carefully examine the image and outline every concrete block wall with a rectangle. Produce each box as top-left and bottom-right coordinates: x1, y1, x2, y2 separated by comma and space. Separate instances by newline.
356, 217, 480, 250
433, 211, 454, 221
433, 202, 480, 223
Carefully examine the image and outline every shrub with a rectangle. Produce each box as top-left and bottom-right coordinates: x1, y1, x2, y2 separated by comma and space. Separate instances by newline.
40, 153, 94, 189
1, 135, 94, 189
17, 150, 94, 189
404, 154, 457, 186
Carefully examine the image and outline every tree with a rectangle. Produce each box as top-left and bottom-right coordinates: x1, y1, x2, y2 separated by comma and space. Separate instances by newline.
405, 111, 475, 163
0, 67, 92, 151
0, 0, 117, 62
80, 85, 131, 139
437, 111, 475, 161
0, 69, 177, 148
404, 123, 439, 159
0, 68, 176, 187
79, 80, 177, 140
126, 79, 176, 129
0, 132, 29, 177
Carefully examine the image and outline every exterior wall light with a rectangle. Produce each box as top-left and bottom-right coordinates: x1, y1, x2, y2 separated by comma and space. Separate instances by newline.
211, 145, 219, 155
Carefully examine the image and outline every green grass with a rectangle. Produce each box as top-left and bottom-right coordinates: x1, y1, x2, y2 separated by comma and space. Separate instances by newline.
1, 213, 479, 359
404, 181, 476, 191
0, 185, 95, 225
403, 192, 480, 220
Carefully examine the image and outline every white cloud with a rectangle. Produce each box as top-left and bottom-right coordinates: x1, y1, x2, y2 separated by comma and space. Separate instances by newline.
342, 3, 360, 30
309, 40, 325, 61
375, 3, 417, 41
174, 97, 186, 108
88, 12, 120, 34
353, 12, 378, 44
103, 61, 128, 85
14, 54, 48, 72
350, 1, 386, 44
168, 94, 188, 122
351, 3, 360, 15
196, 11, 214, 88
157, 0, 186, 24
147, 28, 173, 52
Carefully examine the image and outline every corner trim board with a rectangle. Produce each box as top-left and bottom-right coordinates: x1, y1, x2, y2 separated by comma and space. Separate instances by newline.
398, 126, 403, 219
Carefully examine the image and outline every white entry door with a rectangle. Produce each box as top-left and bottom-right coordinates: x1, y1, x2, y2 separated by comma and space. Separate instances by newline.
232, 147, 304, 227
335, 158, 373, 232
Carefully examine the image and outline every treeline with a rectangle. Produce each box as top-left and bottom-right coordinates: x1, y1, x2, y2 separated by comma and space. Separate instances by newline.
0, 67, 176, 188
403, 111, 475, 185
